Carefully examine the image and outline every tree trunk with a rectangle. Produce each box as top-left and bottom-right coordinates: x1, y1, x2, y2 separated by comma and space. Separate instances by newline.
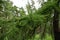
53, 9, 60, 40
53, 0, 60, 40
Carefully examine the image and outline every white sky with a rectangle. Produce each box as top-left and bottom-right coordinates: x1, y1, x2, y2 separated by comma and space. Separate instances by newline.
10, 0, 42, 14
10, 0, 41, 9
10, 0, 47, 14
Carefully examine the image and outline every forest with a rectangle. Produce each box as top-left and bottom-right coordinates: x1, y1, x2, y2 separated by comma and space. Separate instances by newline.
0, 0, 60, 40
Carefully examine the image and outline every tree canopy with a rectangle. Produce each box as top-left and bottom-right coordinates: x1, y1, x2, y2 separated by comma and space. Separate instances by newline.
0, 0, 60, 40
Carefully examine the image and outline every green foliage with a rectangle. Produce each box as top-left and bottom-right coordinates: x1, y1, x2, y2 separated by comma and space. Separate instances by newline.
0, 0, 60, 40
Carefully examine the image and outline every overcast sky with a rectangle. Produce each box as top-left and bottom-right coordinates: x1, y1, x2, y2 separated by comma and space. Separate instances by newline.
10, 0, 41, 9
10, 0, 47, 14
10, 0, 42, 14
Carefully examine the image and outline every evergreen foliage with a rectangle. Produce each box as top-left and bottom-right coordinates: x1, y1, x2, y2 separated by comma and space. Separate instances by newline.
0, 0, 60, 40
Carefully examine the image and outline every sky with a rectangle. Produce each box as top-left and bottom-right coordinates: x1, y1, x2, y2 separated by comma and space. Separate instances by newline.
10, 0, 41, 9
10, 0, 42, 14
10, 0, 47, 14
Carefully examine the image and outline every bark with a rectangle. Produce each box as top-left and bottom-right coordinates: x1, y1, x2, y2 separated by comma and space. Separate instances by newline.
53, 9, 60, 40
53, 0, 60, 40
